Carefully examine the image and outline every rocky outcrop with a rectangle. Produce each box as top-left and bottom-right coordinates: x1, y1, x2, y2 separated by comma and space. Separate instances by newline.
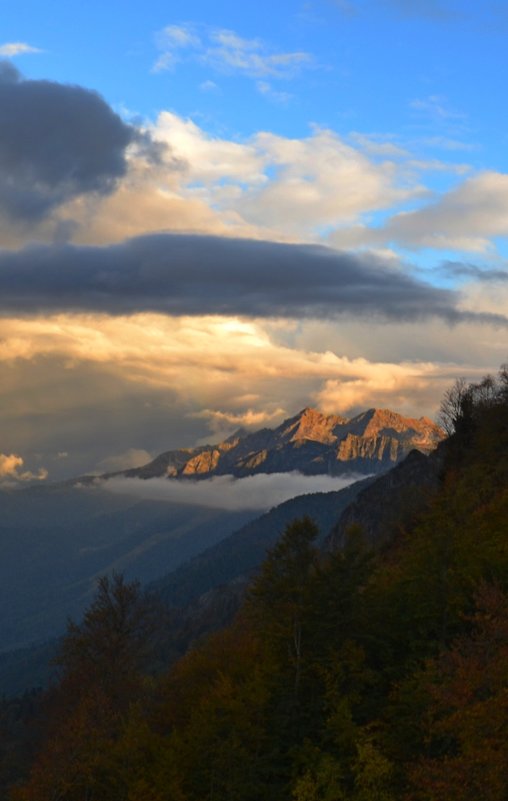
182, 449, 221, 475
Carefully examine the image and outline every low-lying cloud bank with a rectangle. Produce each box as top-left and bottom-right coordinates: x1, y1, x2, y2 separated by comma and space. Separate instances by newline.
1, 233, 506, 326
100, 471, 364, 511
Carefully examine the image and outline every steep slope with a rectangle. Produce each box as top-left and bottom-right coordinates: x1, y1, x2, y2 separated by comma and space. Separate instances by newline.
327, 444, 445, 550
116, 407, 444, 481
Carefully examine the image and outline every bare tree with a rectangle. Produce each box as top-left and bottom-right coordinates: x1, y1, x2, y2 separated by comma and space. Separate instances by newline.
437, 377, 469, 436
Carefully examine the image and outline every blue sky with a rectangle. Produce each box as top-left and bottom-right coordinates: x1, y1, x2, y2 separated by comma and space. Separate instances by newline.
0, 0, 507, 480
4, 0, 507, 159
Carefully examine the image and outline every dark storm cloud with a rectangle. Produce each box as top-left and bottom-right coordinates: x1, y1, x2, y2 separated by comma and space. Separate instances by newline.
0, 61, 154, 221
1, 233, 507, 326
441, 260, 508, 283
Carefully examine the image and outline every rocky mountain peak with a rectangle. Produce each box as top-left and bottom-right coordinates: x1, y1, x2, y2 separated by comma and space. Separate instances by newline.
277, 407, 348, 445
110, 405, 446, 483
346, 408, 444, 444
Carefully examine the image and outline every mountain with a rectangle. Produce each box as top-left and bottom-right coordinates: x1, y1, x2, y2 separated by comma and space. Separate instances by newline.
114, 407, 444, 481
149, 477, 374, 609
6, 373, 508, 797
327, 444, 446, 550
0, 480, 372, 697
0, 486, 257, 653
0, 405, 443, 656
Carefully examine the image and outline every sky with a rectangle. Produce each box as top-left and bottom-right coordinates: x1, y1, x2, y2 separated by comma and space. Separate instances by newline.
1, 0, 507, 482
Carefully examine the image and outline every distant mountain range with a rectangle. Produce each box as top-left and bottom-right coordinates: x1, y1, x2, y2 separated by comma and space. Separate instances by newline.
110, 407, 444, 481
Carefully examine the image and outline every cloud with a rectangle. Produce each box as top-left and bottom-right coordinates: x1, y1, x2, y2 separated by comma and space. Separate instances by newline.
154, 111, 265, 185
191, 407, 288, 437
95, 448, 153, 473
205, 28, 312, 78
101, 471, 362, 511
421, 136, 476, 152
440, 261, 508, 283
0, 61, 153, 222
200, 79, 219, 92
0, 452, 47, 482
256, 81, 293, 105
0, 232, 495, 325
153, 24, 312, 80
0, 310, 500, 479
0, 107, 477, 251
316, 363, 437, 414
150, 114, 407, 239
0, 42, 42, 57
152, 24, 201, 72
379, 172, 508, 252
235, 127, 413, 233
410, 95, 466, 123
157, 24, 201, 49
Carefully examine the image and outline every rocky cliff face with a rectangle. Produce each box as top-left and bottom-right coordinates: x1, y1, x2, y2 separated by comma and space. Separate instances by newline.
117, 407, 444, 482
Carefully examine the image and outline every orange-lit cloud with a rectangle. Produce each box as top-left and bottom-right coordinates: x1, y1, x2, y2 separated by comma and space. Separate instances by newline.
0, 452, 47, 482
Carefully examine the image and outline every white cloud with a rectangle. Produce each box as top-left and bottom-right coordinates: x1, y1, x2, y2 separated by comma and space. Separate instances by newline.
256, 81, 293, 105
149, 115, 416, 238
380, 171, 508, 252
205, 28, 312, 78
238, 127, 413, 234
0, 42, 42, 56
154, 111, 266, 185
200, 79, 219, 92
410, 94, 466, 122
152, 24, 201, 72
102, 471, 363, 511
329, 170, 508, 253
152, 23, 312, 80
157, 24, 201, 49
349, 132, 410, 159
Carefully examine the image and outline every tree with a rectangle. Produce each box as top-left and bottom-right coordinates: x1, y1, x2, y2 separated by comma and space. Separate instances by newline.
246, 516, 320, 700
437, 377, 470, 436
407, 584, 508, 801
12, 574, 163, 801
56, 573, 160, 700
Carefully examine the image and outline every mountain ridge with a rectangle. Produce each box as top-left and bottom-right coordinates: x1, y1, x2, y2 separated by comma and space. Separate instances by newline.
113, 406, 444, 482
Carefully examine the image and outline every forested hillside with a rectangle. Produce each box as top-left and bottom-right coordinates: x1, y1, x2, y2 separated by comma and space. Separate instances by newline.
5, 367, 508, 801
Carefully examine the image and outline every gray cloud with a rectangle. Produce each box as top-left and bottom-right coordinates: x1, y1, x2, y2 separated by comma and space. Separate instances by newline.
0, 61, 146, 221
440, 260, 508, 283
102, 472, 362, 511
1, 233, 506, 326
